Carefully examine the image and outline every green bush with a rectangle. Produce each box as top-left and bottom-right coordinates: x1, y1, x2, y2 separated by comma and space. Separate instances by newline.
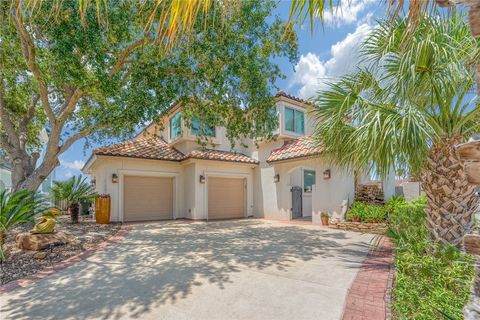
388, 196, 475, 319
347, 201, 387, 223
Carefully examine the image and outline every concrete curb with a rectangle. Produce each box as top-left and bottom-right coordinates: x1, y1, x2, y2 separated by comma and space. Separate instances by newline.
0, 224, 132, 294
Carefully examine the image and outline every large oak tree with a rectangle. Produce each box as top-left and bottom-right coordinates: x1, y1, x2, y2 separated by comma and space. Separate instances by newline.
0, 0, 298, 191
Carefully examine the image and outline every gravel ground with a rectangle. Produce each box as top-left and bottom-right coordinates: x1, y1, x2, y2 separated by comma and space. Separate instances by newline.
0, 215, 121, 285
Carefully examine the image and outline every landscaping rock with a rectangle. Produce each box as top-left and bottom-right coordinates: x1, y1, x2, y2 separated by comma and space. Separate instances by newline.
15, 232, 70, 251
33, 252, 47, 260
355, 184, 384, 205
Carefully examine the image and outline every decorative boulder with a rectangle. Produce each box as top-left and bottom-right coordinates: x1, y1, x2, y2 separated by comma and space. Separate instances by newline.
16, 232, 69, 251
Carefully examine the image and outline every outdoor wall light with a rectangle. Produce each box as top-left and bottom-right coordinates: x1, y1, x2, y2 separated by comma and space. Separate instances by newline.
111, 173, 118, 183
91, 177, 96, 186
199, 175, 206, 184
323, 169, 331, 180
274, 173, 280, 183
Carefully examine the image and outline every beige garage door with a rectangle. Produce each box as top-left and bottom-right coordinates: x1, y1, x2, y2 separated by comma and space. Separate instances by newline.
208, 177, 245, 219
124, 176, 173, 222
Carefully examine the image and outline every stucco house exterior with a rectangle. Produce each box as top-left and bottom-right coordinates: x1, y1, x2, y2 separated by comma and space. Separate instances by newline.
82, 91, 356, 222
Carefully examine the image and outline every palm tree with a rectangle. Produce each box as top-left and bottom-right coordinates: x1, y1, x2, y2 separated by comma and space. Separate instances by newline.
51, 176, 97, 224
0, 190, 48, 260
311, 13, 480, 245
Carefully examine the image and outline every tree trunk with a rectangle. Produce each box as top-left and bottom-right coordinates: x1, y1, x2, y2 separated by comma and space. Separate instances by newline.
10, 154, 58, 192
70, 203, 79, 224
422, 136, 479, 246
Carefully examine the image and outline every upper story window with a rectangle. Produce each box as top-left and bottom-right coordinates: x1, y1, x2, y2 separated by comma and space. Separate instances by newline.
191, 119, 215, 137
169, 112, 182, 139
303, 170, 316, 193
285, 107, 304, 134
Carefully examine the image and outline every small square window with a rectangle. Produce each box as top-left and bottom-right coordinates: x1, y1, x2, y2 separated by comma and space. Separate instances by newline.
303, 170, 316, 193
285, 107, 304, 134
191, 119, 215, 137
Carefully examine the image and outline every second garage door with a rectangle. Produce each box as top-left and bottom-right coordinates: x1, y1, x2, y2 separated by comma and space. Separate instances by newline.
124, 176, 173, 222
208, 177, 245, 219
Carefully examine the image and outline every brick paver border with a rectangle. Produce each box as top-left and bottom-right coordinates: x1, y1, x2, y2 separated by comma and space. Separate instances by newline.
342, 237, 394, 320
0, 224, 132, 294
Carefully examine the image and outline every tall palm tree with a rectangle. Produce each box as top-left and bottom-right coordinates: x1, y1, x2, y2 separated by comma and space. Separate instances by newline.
311, 13, 480, 245
51, 176, 97, 224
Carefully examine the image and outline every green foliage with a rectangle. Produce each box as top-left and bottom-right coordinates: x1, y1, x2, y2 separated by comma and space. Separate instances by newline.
320, 212, 330, 218
0, 0, 298, 150
310, 12, 480, 177
347, 201, 387, 223
388, 196, 475, 319
0, 190, 49, 260
51, 176, 97, 207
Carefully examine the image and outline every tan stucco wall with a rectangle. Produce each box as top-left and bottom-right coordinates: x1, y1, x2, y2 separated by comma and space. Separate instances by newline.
89, 156, 255, 222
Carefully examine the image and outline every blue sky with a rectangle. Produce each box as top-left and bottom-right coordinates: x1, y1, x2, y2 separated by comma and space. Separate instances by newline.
56, 0, 387, 180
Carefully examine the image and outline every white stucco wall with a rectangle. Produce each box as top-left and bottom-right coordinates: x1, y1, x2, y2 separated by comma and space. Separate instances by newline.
260, 158, 355, 221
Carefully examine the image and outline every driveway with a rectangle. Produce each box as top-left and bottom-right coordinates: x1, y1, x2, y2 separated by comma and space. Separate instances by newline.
0, 219, 373, 320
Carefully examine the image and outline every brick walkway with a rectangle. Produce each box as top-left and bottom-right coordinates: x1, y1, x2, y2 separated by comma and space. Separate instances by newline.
342, 237, 394, 320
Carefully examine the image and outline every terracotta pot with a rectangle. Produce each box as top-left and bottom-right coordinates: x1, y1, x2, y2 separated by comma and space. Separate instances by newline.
352, 217, 361, 223
95, 196, 111, 224
321, 217, 329, 226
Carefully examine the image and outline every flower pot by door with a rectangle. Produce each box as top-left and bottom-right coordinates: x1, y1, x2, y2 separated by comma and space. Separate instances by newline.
95, 196, 111, 224
321, 217, 329, 226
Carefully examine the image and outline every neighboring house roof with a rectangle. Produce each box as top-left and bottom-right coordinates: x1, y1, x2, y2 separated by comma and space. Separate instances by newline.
267, 136, 322, 163
91, 138, 258, 164
184, 149, 259, 164
93, 138, 184, 161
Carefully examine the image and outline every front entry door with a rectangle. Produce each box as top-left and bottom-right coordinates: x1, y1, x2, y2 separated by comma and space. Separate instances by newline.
291, 186, 302, 218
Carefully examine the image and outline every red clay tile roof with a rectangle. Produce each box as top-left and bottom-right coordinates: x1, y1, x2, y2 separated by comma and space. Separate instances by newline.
185, 149, 259, 164
275, 90, 310, 105
267, 136, 322, 163
93, 138, 184, 161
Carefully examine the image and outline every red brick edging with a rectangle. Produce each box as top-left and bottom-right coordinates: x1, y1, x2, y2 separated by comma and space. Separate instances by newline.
342, 237, 394, 320
0, 225, 132, 294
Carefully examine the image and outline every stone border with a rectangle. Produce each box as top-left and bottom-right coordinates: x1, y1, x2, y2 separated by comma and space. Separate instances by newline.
0, 224, 132, 294
342, 237, 394, 320
329, 221, 388, 235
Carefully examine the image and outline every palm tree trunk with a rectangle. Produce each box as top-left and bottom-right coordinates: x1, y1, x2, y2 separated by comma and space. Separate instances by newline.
422, 136, 479, 245
70, 203, 79, 224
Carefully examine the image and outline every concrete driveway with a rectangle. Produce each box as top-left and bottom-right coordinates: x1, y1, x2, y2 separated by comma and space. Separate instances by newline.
0, 219, 373, 320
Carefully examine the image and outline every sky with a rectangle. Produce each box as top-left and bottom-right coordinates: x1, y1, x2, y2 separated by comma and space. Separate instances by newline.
56, 0, 387, 181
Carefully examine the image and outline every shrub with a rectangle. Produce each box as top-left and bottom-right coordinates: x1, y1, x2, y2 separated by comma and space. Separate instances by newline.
388, 195, 475, 319
347, 201, 387, 223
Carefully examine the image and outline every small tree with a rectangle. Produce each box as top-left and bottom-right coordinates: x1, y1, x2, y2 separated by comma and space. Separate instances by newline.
0, 189, 48, 260
51, 176, 97, 224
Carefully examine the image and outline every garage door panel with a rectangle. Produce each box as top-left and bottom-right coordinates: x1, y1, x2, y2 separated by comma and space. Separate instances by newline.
208, 177, 245, 219
124, 176, 173, 221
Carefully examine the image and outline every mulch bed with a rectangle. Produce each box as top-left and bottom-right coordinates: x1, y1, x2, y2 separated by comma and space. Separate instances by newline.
0, 215, 121, 285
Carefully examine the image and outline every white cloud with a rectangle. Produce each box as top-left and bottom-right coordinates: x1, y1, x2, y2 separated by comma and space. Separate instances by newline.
60, 159, 85, 170
291, 20, 374, 99
323, 0, 376, 26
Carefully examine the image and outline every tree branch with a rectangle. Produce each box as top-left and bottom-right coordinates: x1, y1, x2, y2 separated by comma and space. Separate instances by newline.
59, 125, 106, 154
13, 6, 56, 126
109, 38, 148, 76
20, 94, 40, 130
0, 76, 21, 151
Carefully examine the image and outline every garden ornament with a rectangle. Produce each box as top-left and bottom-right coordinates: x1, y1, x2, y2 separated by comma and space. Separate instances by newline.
31, 208, 62, 234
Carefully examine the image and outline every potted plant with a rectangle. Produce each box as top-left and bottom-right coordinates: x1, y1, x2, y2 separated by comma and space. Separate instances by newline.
51, 176, 97, 224
320, 212, 330, 226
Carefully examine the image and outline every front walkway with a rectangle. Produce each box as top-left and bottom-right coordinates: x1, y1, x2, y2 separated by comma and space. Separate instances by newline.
0, 219, 374, 320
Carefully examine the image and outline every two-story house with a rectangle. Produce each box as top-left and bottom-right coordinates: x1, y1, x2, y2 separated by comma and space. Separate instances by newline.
82, 91, 356, 222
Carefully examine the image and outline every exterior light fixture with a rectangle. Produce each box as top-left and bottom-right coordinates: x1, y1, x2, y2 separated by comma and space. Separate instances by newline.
199, 175, 205, 184
323, 169, 331, 180
91, 177, 96, 186
111, 173, 118, 183
274, 174, 280, 183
